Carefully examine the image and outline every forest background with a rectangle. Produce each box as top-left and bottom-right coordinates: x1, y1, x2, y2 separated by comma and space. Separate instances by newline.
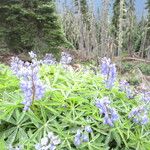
0, 0, 150, 63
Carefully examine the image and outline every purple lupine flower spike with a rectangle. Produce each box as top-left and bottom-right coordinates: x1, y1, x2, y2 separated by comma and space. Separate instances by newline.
101, 57, 117, 89
82, 134, 89, 142
11, 51, 45, 111
74, 129, 82, 146
74, 126, 92, 147
129, 106, 149, 125
43, 53, 56, 65
141, 91, 150, 103
95, 97, 119, 126
101, 57, 111, 75
35, 132, 61, 150
84, 125, 93, 133
29, 51, 37, 59
60, 52, 72, 65
119, 80, 134, 99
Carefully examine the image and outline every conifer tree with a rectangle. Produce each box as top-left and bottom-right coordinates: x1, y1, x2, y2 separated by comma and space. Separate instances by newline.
146, 0, 150, 42
125, 0, 136, 55
74, 0, 88, 23
144, 0, 150, 58
112, 0, 126, 38
146, 0, 150, 14
112, 0, 120, 38
0, 0, 68, 54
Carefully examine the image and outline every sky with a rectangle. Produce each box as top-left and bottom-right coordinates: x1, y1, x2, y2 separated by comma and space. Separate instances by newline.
135, 0, 147, 18
56, 0, 148, 19
95, 0, 147, 18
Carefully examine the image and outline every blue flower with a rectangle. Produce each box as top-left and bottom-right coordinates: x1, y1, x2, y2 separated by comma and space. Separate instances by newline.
74, 129, 82, 146
11, 52, 45, 111
141, 91, 150, 103
60, 52, 72, 65
35, 132, 61, 150
119, 80, 134, 99
74, 127, 92, 147
101, 57, 111, 76
100, 57, 117, 89
74, 136, 82, 146
84, 125, 93, 133
43, 53, 56, 65
82, 133, 89, 142
29, 51, 37, 59
95, 97, 119, 126
129, 106, 149, 125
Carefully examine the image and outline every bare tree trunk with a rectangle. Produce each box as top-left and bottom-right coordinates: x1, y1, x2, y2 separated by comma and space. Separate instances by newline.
118, 0, 124, 57
100, 0, 110, 57
77, 0, 85, 52
139, 23, 148, 58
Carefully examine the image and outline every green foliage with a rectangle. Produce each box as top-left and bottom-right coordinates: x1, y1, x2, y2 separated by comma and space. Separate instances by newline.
112, 0, 120, 38
146, 0, 150, 44
0, 64, 19, 94
146, 0, 150, 20
112, 0, 127, 38
0, 0, 69, 54
73, 0, 90, 27
0, 63, 150, 149
122, 62, 150, 76
121, 62, 134, 73
121, 61, 150, 86
138, 63, 150, 76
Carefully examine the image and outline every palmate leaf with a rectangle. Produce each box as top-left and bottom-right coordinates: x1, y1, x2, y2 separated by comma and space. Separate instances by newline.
17, 128, 29, 144
0, 127, 16, 140
3, 125, 29, 145
0, 106, 32, 145
26, 110, 43, 128
25, 126, 43, 144
7, 128, 18, 145
0, 105, 17, 121
112, 130, 122, 147
0, 138, 7, 150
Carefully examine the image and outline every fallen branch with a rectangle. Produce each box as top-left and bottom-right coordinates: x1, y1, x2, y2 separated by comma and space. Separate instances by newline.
122, 57, 150, 64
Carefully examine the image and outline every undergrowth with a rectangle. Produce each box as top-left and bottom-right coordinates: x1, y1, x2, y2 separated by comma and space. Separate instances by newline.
0, 61, 149, 150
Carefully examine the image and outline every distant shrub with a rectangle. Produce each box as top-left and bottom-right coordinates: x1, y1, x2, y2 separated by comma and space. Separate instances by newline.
122, 62, 150, 76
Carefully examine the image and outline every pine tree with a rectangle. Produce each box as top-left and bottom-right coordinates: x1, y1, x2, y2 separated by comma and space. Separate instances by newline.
100, 0, 110, 57
146, 0, 150, 14
74, 0, 88, 23
111, 0, 126, 38
146, 0, 150, 39
0, 0, 68, 54
125, 0, 137, 55
112, 0, 120, 38
145, 0, 150, 58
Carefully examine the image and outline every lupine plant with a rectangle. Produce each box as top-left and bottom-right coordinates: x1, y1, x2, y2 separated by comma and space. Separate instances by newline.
0, 56, 149, 150
100, 57, 117, 89
35, 132, 61, 150
119, 80, 134, 99
74, 126, 93, 146
95, 97, 119, 126
128, 105, 149, 125
43, 53, 56, 65
141, 91, 150, 102
9, 145, 23, 150
11, 51, 45, 111
60, 52, 72, 65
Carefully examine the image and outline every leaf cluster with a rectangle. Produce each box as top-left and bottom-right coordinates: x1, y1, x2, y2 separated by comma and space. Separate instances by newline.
0, 64, 150, 150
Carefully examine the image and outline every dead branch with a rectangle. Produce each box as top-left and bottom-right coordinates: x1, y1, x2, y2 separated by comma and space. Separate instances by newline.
121, 57, 150, 63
